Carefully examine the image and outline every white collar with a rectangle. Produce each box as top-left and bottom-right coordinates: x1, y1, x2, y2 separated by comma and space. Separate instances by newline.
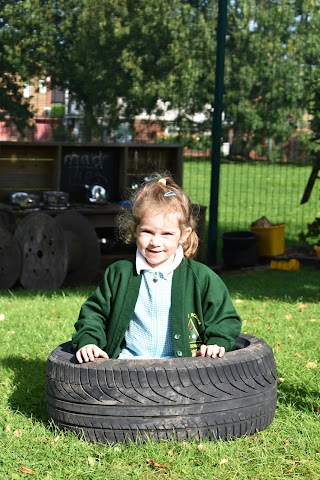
136, 245, 184, 275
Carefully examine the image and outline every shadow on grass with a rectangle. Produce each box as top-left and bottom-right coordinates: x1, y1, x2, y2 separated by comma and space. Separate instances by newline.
277, 380, 320, 414
1, 356, 48, 422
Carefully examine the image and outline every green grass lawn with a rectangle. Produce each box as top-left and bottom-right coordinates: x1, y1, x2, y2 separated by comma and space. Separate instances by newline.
1, 267, 319, 479
183, 158, 320, 249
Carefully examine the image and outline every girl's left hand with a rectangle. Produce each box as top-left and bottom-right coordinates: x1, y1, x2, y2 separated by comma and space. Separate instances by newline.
192, 344, 225, 358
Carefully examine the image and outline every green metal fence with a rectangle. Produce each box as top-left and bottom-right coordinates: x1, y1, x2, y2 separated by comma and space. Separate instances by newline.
182, 0, 320, 260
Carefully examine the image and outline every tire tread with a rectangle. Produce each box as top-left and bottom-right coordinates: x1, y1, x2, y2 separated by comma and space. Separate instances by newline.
46, 334, 277, 443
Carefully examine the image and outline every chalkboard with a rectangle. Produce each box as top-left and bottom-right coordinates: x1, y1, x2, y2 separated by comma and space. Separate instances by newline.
60, 146, 121, 202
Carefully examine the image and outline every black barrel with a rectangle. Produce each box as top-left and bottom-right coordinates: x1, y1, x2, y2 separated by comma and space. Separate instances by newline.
222, 231, 258, 267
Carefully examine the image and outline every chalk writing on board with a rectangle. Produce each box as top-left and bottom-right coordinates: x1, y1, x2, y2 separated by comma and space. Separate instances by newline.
62, 150, 111, 186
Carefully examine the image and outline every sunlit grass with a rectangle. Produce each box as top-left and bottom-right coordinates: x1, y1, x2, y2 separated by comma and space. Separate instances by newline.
0, 267, 319, 479
183, 158, 320, 246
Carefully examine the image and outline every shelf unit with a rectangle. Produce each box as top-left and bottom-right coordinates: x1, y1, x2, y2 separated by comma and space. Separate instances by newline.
126, 144, 183, 191
0, 142, 182, 202
0, 143, 59, 201
0, 142, 207, 265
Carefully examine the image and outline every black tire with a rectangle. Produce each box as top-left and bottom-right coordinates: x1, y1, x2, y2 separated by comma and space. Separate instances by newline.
46, 334, 277, 443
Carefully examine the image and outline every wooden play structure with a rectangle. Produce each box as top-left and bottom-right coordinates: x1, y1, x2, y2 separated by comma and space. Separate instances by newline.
0, 142, 206, 289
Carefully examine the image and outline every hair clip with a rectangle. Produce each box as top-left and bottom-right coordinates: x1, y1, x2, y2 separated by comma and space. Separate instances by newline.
164, 190, 176, 197
158, 178, 166, 185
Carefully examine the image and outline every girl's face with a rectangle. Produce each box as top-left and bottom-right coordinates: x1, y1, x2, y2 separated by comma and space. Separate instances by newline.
134, 211, 191, 268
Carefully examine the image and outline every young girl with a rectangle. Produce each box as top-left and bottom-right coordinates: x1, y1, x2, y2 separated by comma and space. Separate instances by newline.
72, 174, 241, 363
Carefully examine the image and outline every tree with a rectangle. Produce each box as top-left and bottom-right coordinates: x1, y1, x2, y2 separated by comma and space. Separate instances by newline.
2, 0, 320, 153
0, 0, 58, 133
49, 0, 218, 141
224, 0, 320, 160
295, 0, 320, 153
1, 0, 218, 140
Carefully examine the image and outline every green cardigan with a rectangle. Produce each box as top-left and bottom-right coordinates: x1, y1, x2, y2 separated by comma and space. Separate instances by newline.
72, 258, 242, 358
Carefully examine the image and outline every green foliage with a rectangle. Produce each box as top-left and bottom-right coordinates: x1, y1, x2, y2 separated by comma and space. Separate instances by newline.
224, 0, 320, 157
157, 129, 212, 150
0, 0, 60, 131
0, 0, 216, 138
52, 120, 69, 141
0, 73, 33, 133
50, 0, 217, 140
1, 0, 320, 151
50, 104, 65, 118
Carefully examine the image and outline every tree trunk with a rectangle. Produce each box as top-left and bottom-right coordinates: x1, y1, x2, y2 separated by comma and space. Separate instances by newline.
82, 104, 95, 142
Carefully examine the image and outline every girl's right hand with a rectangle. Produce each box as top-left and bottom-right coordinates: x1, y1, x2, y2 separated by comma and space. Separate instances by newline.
192, 344, 225, 358
76, 344, 109, 363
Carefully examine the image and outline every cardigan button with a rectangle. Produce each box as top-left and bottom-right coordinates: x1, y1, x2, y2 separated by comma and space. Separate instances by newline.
174, 334, 181, 340
176, 350, 182, 357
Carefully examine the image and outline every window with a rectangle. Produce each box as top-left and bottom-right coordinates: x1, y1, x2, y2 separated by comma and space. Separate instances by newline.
23, 84, 31, 98
39, 80, 47, 94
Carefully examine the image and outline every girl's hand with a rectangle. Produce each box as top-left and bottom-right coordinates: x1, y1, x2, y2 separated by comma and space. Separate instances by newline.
192, 344, 225, 358
76, 344, 109, 363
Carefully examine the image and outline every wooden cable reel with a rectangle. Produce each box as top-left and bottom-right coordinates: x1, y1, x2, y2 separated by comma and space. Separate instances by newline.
0, 203, 16, 234
14, 213, 68, 289
14, 211, 101, 289
0, 225, 22, 290
55, 211, 101, 286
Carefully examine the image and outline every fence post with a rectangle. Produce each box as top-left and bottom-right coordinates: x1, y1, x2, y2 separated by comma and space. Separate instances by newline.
207, 0, 228, 266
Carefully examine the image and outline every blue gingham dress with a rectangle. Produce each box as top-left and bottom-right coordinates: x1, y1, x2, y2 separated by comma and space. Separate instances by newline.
118, 247, 184, 358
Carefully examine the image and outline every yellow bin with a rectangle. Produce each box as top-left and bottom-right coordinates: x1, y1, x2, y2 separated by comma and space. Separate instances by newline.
250, 224, 286, 257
